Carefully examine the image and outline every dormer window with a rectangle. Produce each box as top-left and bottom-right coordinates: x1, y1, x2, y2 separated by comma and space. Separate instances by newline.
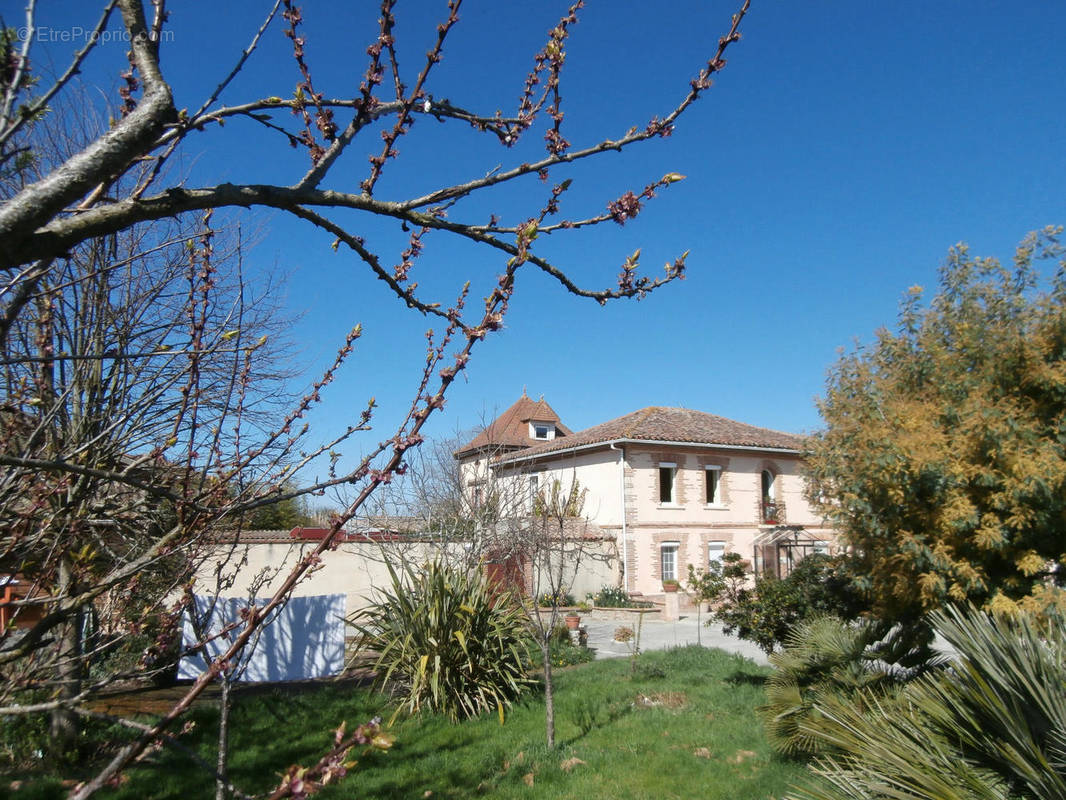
529, 421, 555, 440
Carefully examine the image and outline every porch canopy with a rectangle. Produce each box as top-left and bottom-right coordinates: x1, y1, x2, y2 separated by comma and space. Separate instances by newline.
751, 525, 827, 578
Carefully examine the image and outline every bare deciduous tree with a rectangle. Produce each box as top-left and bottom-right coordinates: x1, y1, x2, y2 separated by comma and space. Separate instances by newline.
383, 430, 608, 749
507, 478, 598, 749
0, 0, 753, 795
0, 213, 296, 747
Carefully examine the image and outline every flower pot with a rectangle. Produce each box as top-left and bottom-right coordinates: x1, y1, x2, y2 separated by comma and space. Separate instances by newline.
564, 613, 581, 630
662, 582, 679, 593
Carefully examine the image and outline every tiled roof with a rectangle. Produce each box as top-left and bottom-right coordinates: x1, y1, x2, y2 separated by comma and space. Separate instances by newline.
455, 394, 572, 457
496, 406, 804, 462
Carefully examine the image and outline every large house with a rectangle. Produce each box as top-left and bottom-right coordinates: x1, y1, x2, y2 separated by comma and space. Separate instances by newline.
455, 393, 837, 597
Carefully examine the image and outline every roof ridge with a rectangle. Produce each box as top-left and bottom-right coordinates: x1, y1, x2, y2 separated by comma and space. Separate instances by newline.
493, 405, 803, 463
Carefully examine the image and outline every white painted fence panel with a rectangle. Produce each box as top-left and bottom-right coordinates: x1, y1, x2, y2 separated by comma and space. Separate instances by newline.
178, 593, 346, 682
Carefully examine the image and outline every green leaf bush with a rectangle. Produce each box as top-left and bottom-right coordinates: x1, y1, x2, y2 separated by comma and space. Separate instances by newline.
526, 625, 595, 669
347, 559, 535, 722
712, 553, 863, 654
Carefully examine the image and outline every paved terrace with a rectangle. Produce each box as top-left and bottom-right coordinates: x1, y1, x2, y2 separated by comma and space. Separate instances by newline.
568, 609, 770, 666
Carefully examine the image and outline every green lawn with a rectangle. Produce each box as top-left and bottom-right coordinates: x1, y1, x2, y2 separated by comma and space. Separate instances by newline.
27, 647, 810, 799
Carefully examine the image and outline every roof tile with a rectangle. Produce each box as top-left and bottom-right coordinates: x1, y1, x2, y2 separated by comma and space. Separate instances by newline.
455, 394, 572, 456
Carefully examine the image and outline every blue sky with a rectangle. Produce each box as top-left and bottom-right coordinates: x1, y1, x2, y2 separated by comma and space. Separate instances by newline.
17, 1, 1066, 479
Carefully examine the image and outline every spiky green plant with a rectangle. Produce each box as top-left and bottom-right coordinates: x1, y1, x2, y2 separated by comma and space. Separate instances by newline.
789, 605, 1066, 800
761, 616, 900, 757
347, 558, 535, 723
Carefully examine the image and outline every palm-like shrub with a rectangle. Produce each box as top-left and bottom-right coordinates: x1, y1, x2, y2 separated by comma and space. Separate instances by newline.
789, 605, 1066, 800
347, 559, 534, 722
761, 617, 899, 757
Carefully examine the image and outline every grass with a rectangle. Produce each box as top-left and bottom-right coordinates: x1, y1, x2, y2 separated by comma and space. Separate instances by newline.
17, 647, 807, 800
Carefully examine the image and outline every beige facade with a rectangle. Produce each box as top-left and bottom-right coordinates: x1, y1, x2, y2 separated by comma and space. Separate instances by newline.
458, 402, 838, 598
615, 445, 834, 595
197, 405, 834, 613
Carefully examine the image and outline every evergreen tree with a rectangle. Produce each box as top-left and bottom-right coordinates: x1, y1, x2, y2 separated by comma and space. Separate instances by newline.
807, 227, 1066, 622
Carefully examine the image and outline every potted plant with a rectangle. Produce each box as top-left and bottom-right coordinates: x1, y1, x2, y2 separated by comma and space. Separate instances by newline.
762, 501, 784, 525
564, 611, 581, 630
662, 579, 680, 593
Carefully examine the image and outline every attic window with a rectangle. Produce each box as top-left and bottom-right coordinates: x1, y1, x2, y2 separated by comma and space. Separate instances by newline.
530, 422, 554, 440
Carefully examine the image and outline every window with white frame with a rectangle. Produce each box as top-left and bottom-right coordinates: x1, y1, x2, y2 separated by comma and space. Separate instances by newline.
659, 462, 677, 504
708, 540, 726, 564
529, 422, 554, 440
705, 466, 722, 505
660, 541, 680, 581
813, 540, 830, 555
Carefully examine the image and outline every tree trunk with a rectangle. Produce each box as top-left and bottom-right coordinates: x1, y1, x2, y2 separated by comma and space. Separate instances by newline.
215, 673, 232, 800
50, 556, 81, 756
542, 640, 555, 749
42, 284, 80, 755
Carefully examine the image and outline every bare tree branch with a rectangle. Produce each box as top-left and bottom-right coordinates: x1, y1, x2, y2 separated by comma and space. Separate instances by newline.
0, 0, 756, 794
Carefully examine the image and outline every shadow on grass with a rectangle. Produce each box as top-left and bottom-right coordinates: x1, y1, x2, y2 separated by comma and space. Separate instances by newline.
19, 649, 807, 800
366, 711, 533, 799
560, 698, 633, 748
725, 669, 767, 687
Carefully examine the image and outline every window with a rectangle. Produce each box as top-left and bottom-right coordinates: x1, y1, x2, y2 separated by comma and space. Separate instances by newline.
529, 474, 539, 509
761, 469, 776, 503
705, 466, 722, 505
813, 540, 830, 555
660, 542, 679, 581
761, 469, 780, 523
708, 540, 726, 564
659, 462, 676, 504
529, 421, 554, 440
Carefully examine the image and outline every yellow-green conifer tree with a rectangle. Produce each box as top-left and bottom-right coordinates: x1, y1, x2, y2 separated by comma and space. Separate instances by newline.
807, 227, 1066, 622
